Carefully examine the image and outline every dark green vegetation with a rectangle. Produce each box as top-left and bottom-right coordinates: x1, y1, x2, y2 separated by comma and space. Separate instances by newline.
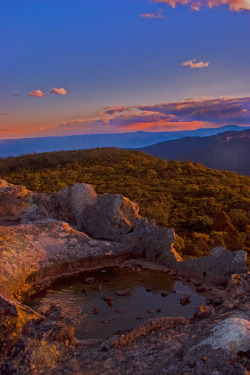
1, 148, 249, 260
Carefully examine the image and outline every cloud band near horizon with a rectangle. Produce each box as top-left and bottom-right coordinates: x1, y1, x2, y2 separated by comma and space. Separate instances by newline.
28, 96, 249, 137
151, 0, 250, 12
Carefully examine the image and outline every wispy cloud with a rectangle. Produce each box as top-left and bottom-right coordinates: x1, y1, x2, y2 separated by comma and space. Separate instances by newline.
182, 59, 210, 68
1, 112, 10, 116
59, 118, 86, 127
151, 0, 250, 12
98, 105, 133, 116
29, 90, 46, 98
140, 8, 165, 19
138, 97, 250, 124
50, 87, 68, 95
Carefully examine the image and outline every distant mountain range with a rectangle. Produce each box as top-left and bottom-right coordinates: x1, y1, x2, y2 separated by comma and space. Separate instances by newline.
137, 129, 250, 175
0, 125, 248, 157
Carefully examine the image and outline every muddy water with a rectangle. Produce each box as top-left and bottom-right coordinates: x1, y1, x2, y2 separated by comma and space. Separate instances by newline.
27, 267, 206, 340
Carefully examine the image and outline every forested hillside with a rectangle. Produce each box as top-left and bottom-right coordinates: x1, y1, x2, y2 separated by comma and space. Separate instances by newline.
137, 129, 250, 175
1, 148, 249, 260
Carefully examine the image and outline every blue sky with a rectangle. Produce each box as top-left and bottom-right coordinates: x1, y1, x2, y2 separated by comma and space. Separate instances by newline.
0, 0, 249, 138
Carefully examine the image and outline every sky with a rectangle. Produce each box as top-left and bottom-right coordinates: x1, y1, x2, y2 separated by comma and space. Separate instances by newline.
0, 0, 249, 139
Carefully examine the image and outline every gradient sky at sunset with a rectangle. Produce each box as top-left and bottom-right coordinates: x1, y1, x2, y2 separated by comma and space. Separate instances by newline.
0, 0, 249, 139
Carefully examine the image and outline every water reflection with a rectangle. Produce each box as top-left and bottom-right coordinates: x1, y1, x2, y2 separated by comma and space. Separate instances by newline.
28, 267, 206, 340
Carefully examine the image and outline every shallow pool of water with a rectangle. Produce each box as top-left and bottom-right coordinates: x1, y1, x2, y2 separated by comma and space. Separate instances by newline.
27, 267, 206, 340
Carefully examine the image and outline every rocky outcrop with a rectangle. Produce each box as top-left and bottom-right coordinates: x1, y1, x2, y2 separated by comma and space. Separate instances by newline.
19, 183, 141, 240
0, 219, 131, 299
0, 179, 249, 374
0, 180, 247, 301
177, 246, 248, 286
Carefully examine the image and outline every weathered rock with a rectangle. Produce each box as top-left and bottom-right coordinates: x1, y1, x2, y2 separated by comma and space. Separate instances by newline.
20, 182, 141, 240
177, 246, 248, 286
0, 178, 33, 219
0, 294, 41, 364
0, 219, 131, 298
0, 295, 74, 374
122, 218, 180, 265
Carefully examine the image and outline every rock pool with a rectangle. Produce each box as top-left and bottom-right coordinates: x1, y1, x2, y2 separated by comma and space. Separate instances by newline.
27, 267, 206, 340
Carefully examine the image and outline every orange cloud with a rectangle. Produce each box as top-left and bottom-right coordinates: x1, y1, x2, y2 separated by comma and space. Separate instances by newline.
0, 128, 14, 132
140, 8, 165, 18
151, 0, 250, 11
29, 90, 46, 98
182, 59, 210, 68
50, 87, 68, 95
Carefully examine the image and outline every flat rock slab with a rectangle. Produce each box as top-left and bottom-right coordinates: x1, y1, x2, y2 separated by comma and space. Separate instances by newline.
0, 219, 131, 298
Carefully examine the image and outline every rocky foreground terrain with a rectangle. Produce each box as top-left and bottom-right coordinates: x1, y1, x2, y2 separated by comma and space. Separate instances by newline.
0, 178, 249, 374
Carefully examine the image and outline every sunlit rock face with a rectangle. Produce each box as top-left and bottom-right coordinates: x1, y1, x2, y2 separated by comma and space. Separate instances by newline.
0, 178, 33, 219
0, 219, 132, 299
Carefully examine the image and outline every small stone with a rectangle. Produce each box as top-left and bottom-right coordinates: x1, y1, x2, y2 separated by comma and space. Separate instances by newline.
104, 358, 114, 369
196, 286, 206, 292
114, 309, 122, 313
202, 355, 209, 363
116, 289, 130, 296
146, 286, 153, 292
147, 310, 154, 314
103, 296, 113, 302
92, 307, 98, 314
218, 285, 225, 290
100, 269, 107, 273
169, 271, 176, 276
161, 291, 168, 297
194, 281, 202, 287
137, 316, 144, 320
85, 277, 95, 284
180, 294, 190, 305
81, 288, 87, 294
102, 319, 111, 324
156, 309, 161, 313
107, 300, 114, 307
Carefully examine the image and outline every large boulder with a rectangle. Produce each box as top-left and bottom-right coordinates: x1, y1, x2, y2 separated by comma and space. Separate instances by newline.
122, 219, 180, 265
19, 182, 141, 240
81, 193, 140, 240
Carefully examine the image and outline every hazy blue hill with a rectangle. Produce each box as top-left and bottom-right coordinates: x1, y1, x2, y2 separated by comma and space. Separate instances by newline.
137, 129, 250, 175
0, 125, 247, 157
